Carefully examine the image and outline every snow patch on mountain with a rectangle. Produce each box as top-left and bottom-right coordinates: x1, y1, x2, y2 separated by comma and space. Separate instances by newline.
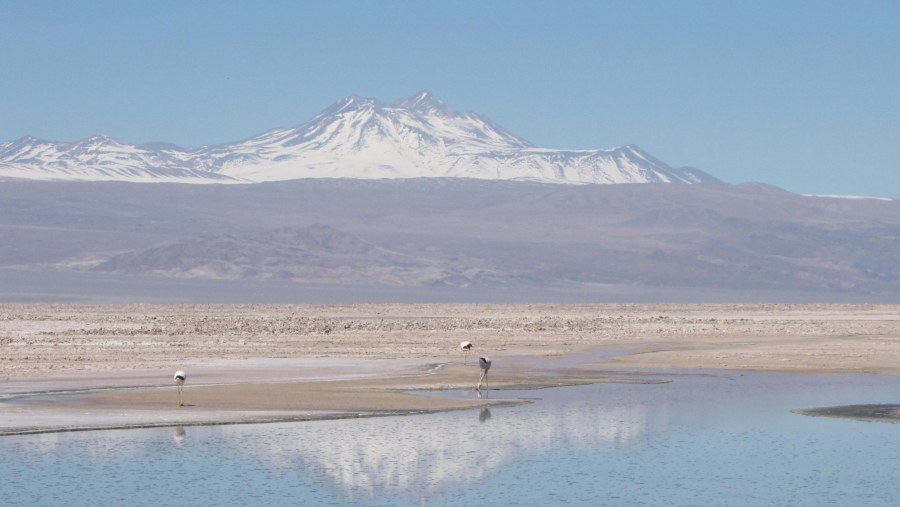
804, 194, 894, 201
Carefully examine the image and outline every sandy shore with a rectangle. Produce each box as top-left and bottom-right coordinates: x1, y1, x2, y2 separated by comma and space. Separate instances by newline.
2, 303, 899, 433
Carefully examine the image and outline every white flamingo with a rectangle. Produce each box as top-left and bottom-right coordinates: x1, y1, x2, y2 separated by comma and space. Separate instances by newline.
174, 370, 186, 406
460, 341, 473, 364
476, 357, 491, 393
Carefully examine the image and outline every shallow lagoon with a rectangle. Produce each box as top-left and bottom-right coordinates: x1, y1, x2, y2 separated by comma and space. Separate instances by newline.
3, 371, 900, 506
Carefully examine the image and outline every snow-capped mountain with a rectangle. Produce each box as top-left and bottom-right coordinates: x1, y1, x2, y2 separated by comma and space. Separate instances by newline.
0, 135, 235, 183
0, 92, 717, 185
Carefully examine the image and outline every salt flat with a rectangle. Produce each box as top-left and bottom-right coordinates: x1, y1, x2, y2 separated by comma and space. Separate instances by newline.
1, 304, 898, 433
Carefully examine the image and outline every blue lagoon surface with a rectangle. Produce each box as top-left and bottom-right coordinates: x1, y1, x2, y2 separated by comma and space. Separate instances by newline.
3, 371, 900, 506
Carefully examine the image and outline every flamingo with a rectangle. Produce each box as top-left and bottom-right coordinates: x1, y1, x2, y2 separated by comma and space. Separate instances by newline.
174, 370, 186, 406
460, 341, 473, 364
476, 357, 491, 393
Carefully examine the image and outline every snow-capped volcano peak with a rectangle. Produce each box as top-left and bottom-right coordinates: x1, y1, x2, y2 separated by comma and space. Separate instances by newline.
0, 92, 719, 185
391, 90, 453, 113
304, 91, 531, 150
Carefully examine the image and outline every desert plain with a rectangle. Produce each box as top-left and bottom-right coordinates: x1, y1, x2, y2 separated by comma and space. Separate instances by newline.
2, 303, 899, 434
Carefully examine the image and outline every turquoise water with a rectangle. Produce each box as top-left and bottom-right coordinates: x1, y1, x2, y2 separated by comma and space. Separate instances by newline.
2, 372, 900, 506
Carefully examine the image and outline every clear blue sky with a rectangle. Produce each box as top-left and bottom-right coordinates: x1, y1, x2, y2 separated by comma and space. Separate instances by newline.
2, 0, 898, 197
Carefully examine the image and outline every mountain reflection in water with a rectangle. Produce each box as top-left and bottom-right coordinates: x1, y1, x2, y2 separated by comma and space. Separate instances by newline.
4, 373, 900, 506
217, 391, 650, 501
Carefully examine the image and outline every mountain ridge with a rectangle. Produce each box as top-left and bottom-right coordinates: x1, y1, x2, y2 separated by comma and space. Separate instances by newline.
2, 178, 898, 302
0, 91, 718, 185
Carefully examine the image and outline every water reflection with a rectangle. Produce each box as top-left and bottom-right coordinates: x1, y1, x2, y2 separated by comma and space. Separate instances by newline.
5, 374, 899, 506
174, 426, 186, 446
18, 427, 150, 460
220, 388, 651, 501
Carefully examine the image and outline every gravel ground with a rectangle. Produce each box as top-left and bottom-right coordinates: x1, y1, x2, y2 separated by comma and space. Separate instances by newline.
2, 303, 899, 376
